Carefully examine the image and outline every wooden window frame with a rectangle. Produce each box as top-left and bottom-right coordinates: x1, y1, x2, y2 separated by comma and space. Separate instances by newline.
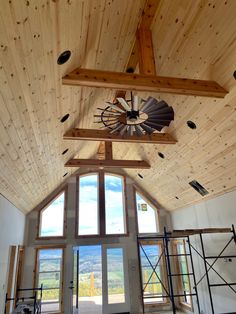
134, 187, 160, 235
76, 170, 129, 238
34, 245, 65, 314
139, 240, 169, 307
172, 239, 193, 311
37, 187, 67, 240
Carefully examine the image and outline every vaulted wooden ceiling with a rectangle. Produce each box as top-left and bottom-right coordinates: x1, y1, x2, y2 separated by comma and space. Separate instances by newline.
0, 0, 236, 213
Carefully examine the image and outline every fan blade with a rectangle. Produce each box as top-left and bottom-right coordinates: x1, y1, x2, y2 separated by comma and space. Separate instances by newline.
148, 112, 174, 120
108, 103, 125, 113
117, 97, 131, 111
135, 125, 144, 136
140, 96, 158, 112
119, 125, 128, 136
110, 123, 124, 134
144, 121, 165, 131
142, 100, 167, 114
146, 118, 172, 126
133, 95, 139, 111
140, 123, 155, 134
145, 105, 174, 116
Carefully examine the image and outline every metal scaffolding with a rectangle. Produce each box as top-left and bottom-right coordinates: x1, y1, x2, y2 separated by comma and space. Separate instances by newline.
137, 224, 236, 314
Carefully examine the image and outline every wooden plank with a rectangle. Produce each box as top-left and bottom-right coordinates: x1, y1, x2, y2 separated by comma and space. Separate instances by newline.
137, 28, 156, 75
97, 142, 106, 160
62, 68, 227, 98
65, 159, 150, 169
171, 228, 232, 236
6, 246, 17, 314
63, 128, 177, 144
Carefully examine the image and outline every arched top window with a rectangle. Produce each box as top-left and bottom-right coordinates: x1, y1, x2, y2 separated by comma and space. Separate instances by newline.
77, 172, 126, 236
38, 191, 66, 238
135, 191, 159, 234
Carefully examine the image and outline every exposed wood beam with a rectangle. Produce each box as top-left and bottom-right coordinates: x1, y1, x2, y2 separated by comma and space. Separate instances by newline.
62, 68, 227, 98
137, 28, 156, 75
97, 141, 106, 160
65, 159, 150, 169
105, 141, 113, 160
63, 128, 177, 144
125, 0, 161, 72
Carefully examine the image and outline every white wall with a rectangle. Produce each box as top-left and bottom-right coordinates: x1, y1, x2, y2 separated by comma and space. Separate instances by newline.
171, 190, 236, 314
0, 194, 25, 313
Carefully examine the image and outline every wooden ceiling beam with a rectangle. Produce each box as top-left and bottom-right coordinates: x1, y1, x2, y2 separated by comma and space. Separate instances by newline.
65, 158, 150, 169
62, 68, 227, 98
63, 128, 177, 144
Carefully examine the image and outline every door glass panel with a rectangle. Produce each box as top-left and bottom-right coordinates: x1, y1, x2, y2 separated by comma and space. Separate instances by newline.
107, 248, 125, 304
78, 174, 99, 235
37, 249, 63, 313
105, 175, 126, 234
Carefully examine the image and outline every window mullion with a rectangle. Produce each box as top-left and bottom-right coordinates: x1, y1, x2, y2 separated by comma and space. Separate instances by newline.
99, 171, 106, 235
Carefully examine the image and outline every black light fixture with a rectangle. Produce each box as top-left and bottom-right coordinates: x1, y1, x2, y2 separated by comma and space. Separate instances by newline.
233, 71, 236, 80
187, 120, 197, 129
62, 149, 69, 155
158, 152, 165, 159
138, 173, 143, 179
57, 50, 71, 65
63, 172, 68, 177
60, 113, 70, 123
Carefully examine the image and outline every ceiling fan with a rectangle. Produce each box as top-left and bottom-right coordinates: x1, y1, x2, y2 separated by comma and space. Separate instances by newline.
94, 93, 174, 136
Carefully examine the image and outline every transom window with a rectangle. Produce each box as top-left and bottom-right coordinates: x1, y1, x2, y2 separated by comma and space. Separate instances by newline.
77, 172, 127, 236
135, 191, 159, 234
39, 191, 65, 238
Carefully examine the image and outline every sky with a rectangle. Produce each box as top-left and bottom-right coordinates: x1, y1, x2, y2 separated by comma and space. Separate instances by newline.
136, 193, 158, 233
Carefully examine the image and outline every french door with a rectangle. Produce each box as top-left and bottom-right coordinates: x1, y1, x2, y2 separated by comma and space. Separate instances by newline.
72, 244, 130, 314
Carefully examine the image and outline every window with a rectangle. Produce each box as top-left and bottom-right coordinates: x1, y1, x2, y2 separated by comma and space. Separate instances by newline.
36, 248, 63, 313
39, 191, 65, 238
77, 172, 126, 236
105, 174, 126, 234
140, 241, 167, 305
135, 191, 159, 234
78, 174, 99, 235
174, 240, 192, 309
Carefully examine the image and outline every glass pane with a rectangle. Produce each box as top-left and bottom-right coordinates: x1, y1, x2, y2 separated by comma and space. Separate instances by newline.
107, 248, 125, 304
37, 249, 63, 313
136, 193, 158, 233
79, 174, 99, 235
140, 244, 164, 304
105, 175, 125, 234
177, 242, 191, 305
40, 192, 64, 237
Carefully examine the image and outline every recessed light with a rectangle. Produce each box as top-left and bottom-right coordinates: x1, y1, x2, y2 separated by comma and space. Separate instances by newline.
60, 113, 70, 123
175, 196, 179, 200
57, 50, 71, 65
62, 149, 69, 155
126, 67, 135, 73
63, 172, 68, 177
233, 71, 236, 80
158, 152, 165, 159
138, 173, 143, 179
187, 120, 197, 129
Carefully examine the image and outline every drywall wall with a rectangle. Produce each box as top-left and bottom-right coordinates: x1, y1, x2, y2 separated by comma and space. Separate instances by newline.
0, 194, 25, 314
171, 190, 236, 314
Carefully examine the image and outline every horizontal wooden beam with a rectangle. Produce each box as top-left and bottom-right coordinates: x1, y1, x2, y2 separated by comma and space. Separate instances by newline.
62, 68, 227, 98
65, 158, 150, 169
63, 128, 177, 144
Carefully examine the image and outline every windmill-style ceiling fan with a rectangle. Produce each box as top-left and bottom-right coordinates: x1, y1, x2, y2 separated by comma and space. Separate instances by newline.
94, 93, 174, 136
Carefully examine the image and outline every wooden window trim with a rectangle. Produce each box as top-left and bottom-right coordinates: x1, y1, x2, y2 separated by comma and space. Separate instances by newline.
139, 240, 169, 307
37, 187, 68, 240
172, 239, 193, 311
75, 170, 129, 238
34, 246, 65, 314
134, 186, 160, 235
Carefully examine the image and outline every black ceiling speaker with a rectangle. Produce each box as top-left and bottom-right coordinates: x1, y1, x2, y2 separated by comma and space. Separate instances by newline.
94, 93, 174, 136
